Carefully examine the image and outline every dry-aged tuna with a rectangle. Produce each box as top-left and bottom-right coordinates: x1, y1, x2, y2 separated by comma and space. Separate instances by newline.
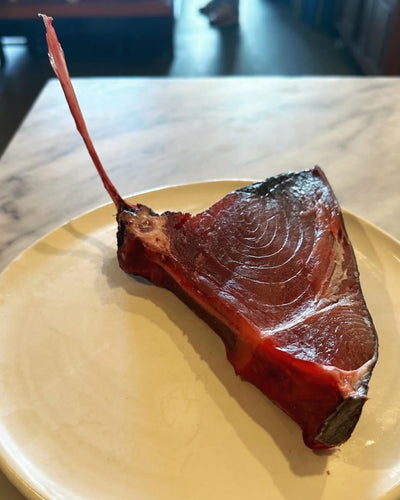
41, 15, 378, 449
116, 170, 378, 449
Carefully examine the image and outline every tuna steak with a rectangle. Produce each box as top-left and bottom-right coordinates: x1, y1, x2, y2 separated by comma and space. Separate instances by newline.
117, 168, 378, 449
41, 15, 378, 449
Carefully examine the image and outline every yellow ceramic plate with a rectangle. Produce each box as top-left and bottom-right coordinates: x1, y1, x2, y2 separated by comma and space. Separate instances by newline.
0, 181, 399, 500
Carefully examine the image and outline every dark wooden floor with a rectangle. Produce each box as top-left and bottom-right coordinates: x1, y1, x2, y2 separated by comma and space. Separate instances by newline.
0, 0, 360, 157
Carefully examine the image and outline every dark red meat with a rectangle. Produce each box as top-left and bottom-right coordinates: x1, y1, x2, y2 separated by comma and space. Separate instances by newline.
117, 168, 378, 449
41, 15, 378, 449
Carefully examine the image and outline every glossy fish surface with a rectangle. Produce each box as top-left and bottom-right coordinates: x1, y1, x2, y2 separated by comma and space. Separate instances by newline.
117, 167, 378, 449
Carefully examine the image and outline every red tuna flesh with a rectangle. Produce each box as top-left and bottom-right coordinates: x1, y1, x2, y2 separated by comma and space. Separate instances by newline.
117, 167, 378, 449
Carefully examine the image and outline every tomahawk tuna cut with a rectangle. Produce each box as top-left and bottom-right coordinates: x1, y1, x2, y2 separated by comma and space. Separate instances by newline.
41, 15, 378, 449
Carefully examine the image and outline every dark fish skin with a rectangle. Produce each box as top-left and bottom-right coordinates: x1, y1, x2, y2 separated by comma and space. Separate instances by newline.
117, 167, 378, 449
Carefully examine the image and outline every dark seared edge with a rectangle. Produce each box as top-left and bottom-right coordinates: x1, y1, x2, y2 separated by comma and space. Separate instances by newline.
316, 371, 373, 446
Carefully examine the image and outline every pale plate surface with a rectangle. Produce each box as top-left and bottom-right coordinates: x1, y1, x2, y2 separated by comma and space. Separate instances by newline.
0, 181, 399, 500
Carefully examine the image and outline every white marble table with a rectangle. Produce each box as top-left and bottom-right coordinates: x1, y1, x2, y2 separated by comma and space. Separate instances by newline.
1, 77, 400, 276
0, 76, 399, 498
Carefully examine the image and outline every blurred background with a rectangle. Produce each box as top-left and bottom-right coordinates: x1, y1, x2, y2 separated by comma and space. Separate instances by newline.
1, 0, 399, 156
